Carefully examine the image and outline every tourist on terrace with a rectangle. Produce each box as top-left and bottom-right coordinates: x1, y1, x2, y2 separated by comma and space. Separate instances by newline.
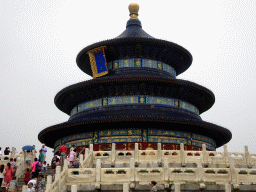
0, 165, 4, 188
72, 158, 81, 168
41, 161, 47, 177
24, 168, 30, 185
70, 144, 76, 152
4, 147, 10, 155
28, 175, 37, 188
41, 144, 47, 163
37, 175, 45, 192
4, 162, 13, 186
28, 182, 35, 192
53, 158, 60, 180
31, 158, 41, 178
150, 181, 157, 192
6, 176, 18, 192
38, 150, 44, 164
68, 149, 76, 168
59, 144, 67, 166
11, 159, 17, 176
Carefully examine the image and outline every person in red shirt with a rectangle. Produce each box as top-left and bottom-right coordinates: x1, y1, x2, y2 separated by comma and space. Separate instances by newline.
59, 144, 67, 166
24, 168, 30, 185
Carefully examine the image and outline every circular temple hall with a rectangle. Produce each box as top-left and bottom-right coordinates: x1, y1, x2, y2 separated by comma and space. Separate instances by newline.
38, 3, 232, 154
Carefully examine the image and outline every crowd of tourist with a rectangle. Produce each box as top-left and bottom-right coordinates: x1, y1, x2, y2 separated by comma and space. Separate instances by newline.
0, 143, 84, 192
0, 144, 47, 192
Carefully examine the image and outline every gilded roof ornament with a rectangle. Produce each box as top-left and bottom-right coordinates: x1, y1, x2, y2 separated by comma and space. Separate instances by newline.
129, 3, 139, 19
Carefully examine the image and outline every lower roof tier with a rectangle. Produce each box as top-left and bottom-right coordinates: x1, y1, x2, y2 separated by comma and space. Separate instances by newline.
38, 110, 232, 149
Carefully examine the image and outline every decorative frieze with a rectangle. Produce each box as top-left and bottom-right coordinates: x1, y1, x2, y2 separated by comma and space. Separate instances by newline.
53, 129, 216, 152
70, 95, 200, 116
108, 58, 176, 77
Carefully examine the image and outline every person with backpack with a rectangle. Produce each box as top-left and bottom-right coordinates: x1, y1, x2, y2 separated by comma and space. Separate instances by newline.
52, 158, 60, 180
31, 158, 41, 178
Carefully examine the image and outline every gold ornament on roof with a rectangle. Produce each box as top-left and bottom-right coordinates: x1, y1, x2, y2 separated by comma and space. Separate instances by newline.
129, 3, 139, 19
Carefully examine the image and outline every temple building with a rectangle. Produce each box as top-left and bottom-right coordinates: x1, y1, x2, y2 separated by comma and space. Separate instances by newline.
38, 3, 232, 154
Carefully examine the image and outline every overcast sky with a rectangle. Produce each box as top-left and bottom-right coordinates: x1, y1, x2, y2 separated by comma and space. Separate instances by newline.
1, 0, 256, 161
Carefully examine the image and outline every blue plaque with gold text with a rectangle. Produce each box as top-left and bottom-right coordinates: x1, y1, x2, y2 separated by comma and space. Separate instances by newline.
87, 46, 108, 78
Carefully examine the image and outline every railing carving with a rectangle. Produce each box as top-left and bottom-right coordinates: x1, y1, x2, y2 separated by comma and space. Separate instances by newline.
30, 143, 256, 192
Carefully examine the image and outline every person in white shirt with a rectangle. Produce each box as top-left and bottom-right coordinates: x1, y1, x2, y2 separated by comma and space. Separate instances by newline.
28, 176, 37, 188
150, 181, 157, 192
28, 182, 35, 192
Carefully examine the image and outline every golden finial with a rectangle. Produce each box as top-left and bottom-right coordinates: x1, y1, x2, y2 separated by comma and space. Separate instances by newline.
129, 3, 139, 19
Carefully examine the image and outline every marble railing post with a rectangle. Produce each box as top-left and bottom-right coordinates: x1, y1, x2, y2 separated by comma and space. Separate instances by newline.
123, 183, 129, 192
64, 159, 68, 169
95, 159, 101, 189
157, 143, 162, 163
85, 148, 89, 159
89, 144, 93, 152
55, 166, 61, 191
46, 175, 52, 192
244, 145, 251, 167
134, 143, 139, 163
197, 158, 204, 182
79, 154, 83, 164
180, 143, 185, 166
22, 185, 28, 192
11, 147, 16, 159
224, 145, 230, 166
202, 144, 208, 165
111, 143, 116, 166
71, 185, 77, 192
63, 158, 68, 185
230, 158, 239, 189
164, 158, 169, 182
130, 158, 135, 183
225, 183, 231, 192
174, 183, 181, 192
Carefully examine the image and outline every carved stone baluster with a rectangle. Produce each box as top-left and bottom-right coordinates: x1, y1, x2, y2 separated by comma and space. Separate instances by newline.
71, 185, 77, 192
230, 158, 239, 189
111, 143, 116, 167
89, 144, 93, 152
123, 183, 130, 192
22, 185, 28, 192
55, 166, 61, 191
45, 175, 52, 192
164, 158, 169, 182
135, 143, 139, 164
224, 145, 230, 167
244, 145, 252, 167
225, 183, 231, 192
202, 144, 208, 166
197, 157, 204, 182
95, 159, 101, 189
180, 143, 185, 166
174, 183, 181, 192
157, 143, 162, 164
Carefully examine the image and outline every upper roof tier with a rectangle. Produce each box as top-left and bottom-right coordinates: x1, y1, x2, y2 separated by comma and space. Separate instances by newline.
76, 3, 193, 77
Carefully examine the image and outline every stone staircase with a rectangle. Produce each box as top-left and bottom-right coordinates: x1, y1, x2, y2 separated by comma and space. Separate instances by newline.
15, 166, 54, 192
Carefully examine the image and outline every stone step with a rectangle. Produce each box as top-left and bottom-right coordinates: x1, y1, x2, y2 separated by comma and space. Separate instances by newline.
15, 166, 57, 191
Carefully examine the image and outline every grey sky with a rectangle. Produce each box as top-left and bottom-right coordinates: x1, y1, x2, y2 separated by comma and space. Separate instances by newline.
1, 1, 256, 162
